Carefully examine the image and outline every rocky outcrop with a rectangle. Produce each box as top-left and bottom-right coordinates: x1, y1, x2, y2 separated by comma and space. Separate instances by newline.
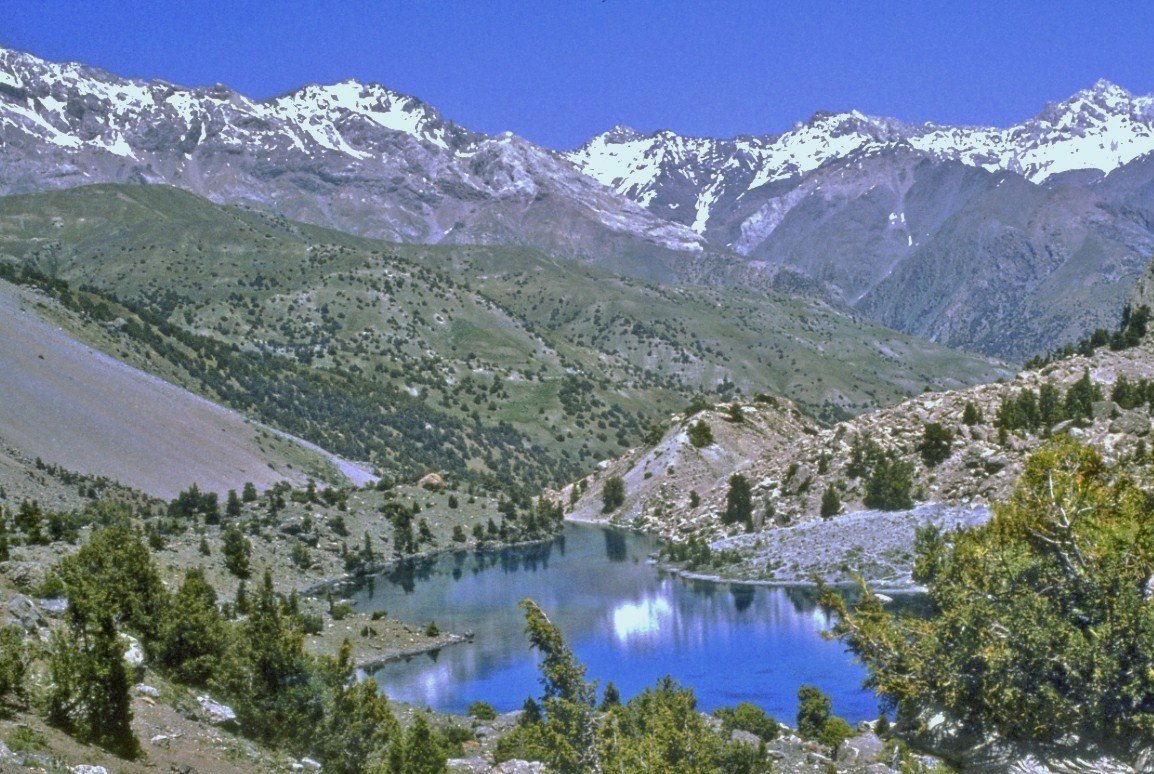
565, 340, 1154, 585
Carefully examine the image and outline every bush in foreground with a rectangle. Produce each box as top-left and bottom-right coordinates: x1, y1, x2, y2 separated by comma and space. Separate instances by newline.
826, 439, 1154, 746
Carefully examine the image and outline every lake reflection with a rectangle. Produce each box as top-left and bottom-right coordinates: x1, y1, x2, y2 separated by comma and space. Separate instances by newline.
357, 523, 879, 723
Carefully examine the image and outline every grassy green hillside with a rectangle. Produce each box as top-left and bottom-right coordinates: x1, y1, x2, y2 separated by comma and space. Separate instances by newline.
0, 184, 1008, 491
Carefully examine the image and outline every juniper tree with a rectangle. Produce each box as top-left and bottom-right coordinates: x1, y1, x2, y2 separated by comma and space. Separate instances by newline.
723, 473, 753, 528
827, 439, 1154, 745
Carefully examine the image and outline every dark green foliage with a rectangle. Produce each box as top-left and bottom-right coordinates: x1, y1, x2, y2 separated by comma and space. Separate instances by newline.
1039, 381, 1064, 427
155, 568, 228, 686
714, 701, 780, 741
601, 475, 625, 513
725, 402, 744, 422
723, 473, 753, 528
796, 684, 831, 740
828, 439, 1154, 745
600, 682, 621, 710
0, 626, 29, 709
1027, 304, 1151, 368
214, 571, 321, 749
168, 484, 220, 524
643, 422, 666, 445
14, 499, 44, 544
917, 422, 953, 467
687, 419, 714, 448
389, 714, 447, 774
47, 612, 140, 757
846, 433, 884, 479
688, 490, 700, 508
962, 401, 983, 426
820, 484, 841, 519
226, 489, 242, 520
54, 519, 167, 640
467, 701, 497, 721
312, 641, 402, 774
1065, 369, 1103, 421
222, 525, 252, 578
0, 514, 8, 561
863, 455, 914, 511
796, 685, 851, 748
660, 537, 714, 570
242, 481, 258, 502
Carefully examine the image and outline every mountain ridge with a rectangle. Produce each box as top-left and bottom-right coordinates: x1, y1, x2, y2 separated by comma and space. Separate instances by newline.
5, 44, 1154, 358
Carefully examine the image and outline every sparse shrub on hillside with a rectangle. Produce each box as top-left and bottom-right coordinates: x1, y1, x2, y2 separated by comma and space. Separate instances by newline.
918, 422, 953, 467
962, 401, 983, 426
0, 625, 29, 707
684, 395, 713, 417
723, 474, 752, 528
226, 489, 242, 520
168, 484, 220, 524
863, 455, 914, 511
601, 476, 625, 513
222, 525, 252, 578
468, 701, 498, 721
796, 685, 852, 750
1065, 369, 1103, 420
155, 568, 227, 687
47, 611, 139, 757
688, 419, 714, 448
846, 433, 884, 479
643, 422, 666, 445
714, 701, 780, 741
820, 485, 841, 519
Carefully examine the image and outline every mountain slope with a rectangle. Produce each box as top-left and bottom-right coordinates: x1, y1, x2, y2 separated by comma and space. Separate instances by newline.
6, 43, 1153, 359
0, 185, 1008, 489
0, 277, 362, 498
0, 46, 722, 284
565, 328, 1154, 586
570, 82, 1154, 358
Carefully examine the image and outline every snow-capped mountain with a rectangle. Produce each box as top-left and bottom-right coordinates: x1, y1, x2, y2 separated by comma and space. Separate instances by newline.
4, 42, 1154, 359
0, 46, 710, 281
567, 81, 1154, 358
569, 80, 1154, 242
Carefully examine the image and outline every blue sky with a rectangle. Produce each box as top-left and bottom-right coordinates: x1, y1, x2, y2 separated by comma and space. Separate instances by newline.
3, 1, 1152, 149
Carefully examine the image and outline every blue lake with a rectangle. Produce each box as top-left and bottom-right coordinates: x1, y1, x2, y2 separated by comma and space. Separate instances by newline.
357, 522, 882, 724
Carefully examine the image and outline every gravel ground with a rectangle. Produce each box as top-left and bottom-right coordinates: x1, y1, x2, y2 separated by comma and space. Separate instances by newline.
703, 502, 992, 590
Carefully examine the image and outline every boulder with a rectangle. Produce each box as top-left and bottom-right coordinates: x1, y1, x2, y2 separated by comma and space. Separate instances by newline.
197, 695, 239, 727
1091, 400, 1119, 421
6, 594, 46, 632
447, 758, 492, 773
494, 762, 545, 774
836, 730, 885, 765
418, 472, 446, 491
38, 597, 68, 616
1049, 419, 1078, 436
1111, 410, 1150, 436
71, 767, 109, 774
121, 634, 145, 668
730, 729, 761, 748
